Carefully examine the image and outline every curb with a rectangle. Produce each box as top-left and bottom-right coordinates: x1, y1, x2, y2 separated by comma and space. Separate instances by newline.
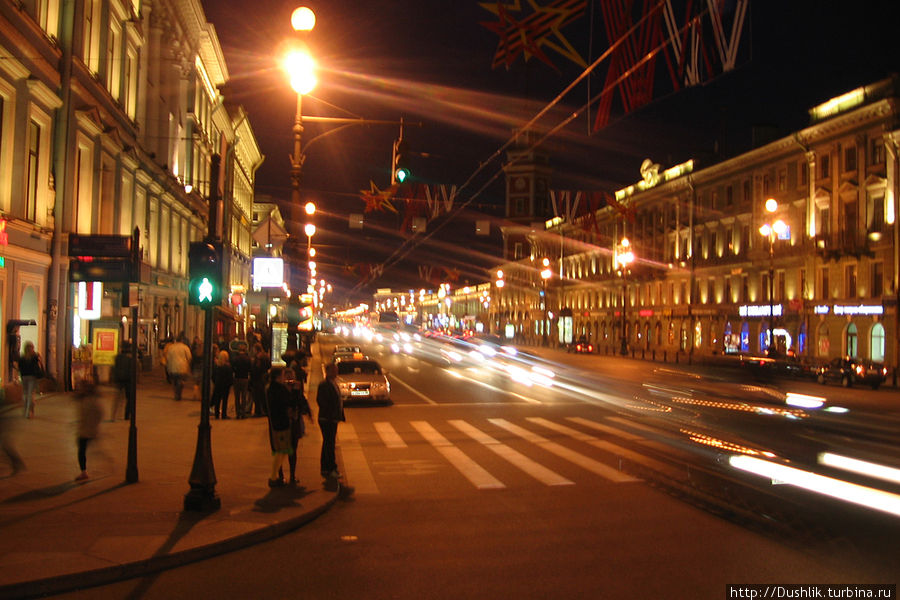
0, 487, 340, 600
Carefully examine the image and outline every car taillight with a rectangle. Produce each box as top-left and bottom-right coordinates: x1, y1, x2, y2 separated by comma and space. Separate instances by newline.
588, 345, 593, 352
576, 345, 582, 351
883, 367, 888, 376
855, 365, 864, 376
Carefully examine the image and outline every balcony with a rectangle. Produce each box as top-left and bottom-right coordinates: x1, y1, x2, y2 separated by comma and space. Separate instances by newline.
814, 233, 872, 261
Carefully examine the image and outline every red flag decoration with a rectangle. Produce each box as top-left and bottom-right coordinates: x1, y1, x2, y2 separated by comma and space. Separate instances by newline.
592, 0, 749, 131
360, 180, 398, 213
480, 0, 588, 71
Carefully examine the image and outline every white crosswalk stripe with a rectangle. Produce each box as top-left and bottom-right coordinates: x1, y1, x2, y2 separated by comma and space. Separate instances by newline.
374, 422, 407, 448
488, 419, 640, 483
337, 422, 380, 494
410, 421, 506, 489
338, 417, 651, 492
449, 420, 574, 486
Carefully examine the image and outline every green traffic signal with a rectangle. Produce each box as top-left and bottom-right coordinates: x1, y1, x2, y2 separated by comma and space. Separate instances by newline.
394, 167, 410, 183
188, 241, 223, 308
392, 138, 410, 185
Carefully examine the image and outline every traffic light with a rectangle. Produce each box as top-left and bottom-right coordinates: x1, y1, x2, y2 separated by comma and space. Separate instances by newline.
188, 241, 223, 308
392, 138, 410, 184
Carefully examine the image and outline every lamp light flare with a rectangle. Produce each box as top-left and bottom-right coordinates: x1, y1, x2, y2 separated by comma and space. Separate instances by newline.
291, 7, 316, 31
285, 50, 317, 95
305, 201, 316, 215
765, 198, 778, 213
304, 223, 316, 237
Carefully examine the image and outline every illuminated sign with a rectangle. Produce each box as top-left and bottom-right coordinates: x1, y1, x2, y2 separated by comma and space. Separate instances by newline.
814, 305, 830, 315
739, 304, 783, 318
615, 159, 694, 201
252, 257, 284, 288
0, 219, 8, 245
77, 281, 102, 320
833, 304, 883, 316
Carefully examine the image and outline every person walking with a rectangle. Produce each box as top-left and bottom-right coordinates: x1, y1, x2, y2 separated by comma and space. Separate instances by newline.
111, 341, 135, 421
74, 376, 103, 481
315, 362, 344, 479
17, 341, 43, 419
283, 367, 312, 485
190, 336, 203, 401
249, 343, 270, 417
265, 366, 292, 487
164, 334, 192, 401
211, 350, 233, 419
231, 343, 252, 418
0, 381, 25, 475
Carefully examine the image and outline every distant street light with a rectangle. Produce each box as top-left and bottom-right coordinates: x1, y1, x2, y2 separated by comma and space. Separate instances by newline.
541, 258, 552, 346
759, 198, 787, 355
617, 237, 635, 356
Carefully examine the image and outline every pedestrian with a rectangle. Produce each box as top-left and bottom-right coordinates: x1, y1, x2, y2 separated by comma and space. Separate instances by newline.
249, 343, 270, 417
283, 367, 312, 484
164, 334, 192, 401
231, 342, 252, 418
211, 350, 233, 419
265, 366, 292, 487
74, 376, 103, 481
0, 381, 25, 475
17, 341, 43, 419
315, 362, 344, 479
111, 341, 135, 421
190, 336, 203, 401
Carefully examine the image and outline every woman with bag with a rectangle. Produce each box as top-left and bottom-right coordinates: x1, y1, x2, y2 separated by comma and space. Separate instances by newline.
17, 341, 42, 419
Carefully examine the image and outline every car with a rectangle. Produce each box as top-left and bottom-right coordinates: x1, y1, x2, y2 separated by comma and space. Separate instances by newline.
568, 336, 594, 354
335, 359, 392, 404
816, 357, 887, 389
333, 351, 365, 363
333, 345, 361, 355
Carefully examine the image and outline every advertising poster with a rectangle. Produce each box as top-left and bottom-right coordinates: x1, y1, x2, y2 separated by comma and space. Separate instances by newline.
92, 328, 119, 366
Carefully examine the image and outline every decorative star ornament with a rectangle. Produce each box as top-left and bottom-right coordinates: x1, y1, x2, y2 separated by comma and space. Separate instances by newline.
360, 180, 398, 214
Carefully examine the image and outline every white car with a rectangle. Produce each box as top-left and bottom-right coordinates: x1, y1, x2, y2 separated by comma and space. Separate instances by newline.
335, 359, 392, 404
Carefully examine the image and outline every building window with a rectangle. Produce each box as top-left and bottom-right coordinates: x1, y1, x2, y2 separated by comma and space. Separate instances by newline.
743, 179, 751, 205
871, 138, 885, 166
777, 168, 786, 191
871, 323, 885, 362
868, 192, 884, 233
724, 276, 733, 303
844, 145, 856, 172
820, 154, 830, 179
725, 185, 733, 208
762, 174, 770, 195
817, 206, 830, 236
741, 274, 749, 303
26, 120, 40, 222
872, 262, 883, 297
800, 159, 808, 187
846, 323, 858, 358
777, 270, 785, 301
800, 268, 808, 300
819, 266, 830, 299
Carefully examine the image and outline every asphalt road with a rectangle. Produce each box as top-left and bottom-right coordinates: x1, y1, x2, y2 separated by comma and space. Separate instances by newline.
51, 335, 900, 599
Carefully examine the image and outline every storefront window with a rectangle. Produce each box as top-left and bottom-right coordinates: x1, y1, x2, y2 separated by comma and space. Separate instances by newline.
740, 322, 750, 353
798, 322, 807, 356
680, 322, 688, 351
759, 322, 769, 353
846, 323, 858, 358
667, 321, 675, 345
871, 323, 885, 362
817, 323, 830, 357
694, 321, 702, 349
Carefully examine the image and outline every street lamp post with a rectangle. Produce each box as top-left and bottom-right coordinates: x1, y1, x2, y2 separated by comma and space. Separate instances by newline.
495, 269, 504, 337
540, 258, 552, 346
759, 198, 786, 356
617, 237, 635, 356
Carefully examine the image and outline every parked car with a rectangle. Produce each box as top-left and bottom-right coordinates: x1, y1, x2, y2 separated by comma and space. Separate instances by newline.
568, 336, 594, 354
335, 359, 392, 404
816, 357, 887, 389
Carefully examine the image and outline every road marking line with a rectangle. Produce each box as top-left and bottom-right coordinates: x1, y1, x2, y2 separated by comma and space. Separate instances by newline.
450, 420, 574, 487
527, 418, 647, 480
410, 421, 505, 490
374, 422, 407, 448
607, 416, 661, 436
489, 419, 639, 483
565, 417, 644, 441
391, 374, 438, 405
337, 423, 379, 494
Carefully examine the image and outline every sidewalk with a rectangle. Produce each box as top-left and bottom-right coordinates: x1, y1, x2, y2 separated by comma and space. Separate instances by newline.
0, 361, 338, 599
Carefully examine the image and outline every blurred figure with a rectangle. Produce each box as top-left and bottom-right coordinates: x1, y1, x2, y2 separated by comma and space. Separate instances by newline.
17, 341, 43, 419
283, 367, 312, 485
316, 363, 344, 479
164, 335, 192, 401
265, 366, 292, 487
74, 376, 103, 481
0, 382, 25, 475
211, 350, 233, 419
111, 341, 135, 421
231, 343, 252, 418
190, 336, 203, 401
249, 343, 270, 417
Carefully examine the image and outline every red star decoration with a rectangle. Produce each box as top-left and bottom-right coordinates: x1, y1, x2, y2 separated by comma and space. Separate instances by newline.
359, 180, 398, 214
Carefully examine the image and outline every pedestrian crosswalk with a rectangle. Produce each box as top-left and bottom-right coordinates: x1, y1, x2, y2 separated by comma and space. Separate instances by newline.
336, 415, 652, 494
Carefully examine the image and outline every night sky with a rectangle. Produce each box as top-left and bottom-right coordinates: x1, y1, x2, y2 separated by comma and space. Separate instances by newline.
199, 0, 900, 304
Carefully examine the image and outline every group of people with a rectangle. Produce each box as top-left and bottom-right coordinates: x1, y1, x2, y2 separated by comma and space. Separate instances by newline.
159, 332, 344, 486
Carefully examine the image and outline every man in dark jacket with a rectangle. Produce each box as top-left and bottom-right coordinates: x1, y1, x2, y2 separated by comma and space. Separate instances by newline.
315, 363, 344, 479
231, 344, 252, 418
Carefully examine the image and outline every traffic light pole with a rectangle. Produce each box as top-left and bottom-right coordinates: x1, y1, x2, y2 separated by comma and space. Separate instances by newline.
184, 306, 219, 511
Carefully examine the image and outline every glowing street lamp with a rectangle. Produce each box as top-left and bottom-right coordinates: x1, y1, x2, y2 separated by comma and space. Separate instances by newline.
759, 198, 787, 355
617, 237, 635, 356
540, 259, 552, 346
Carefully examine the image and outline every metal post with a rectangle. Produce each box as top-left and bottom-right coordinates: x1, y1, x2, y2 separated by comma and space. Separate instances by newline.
126, 303, 139, 483
184, 307, 219, 511
619, 270, 628, 356
769, 237, 775, 355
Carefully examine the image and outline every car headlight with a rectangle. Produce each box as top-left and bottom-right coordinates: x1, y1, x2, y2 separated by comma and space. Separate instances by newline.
338, 383, 349, 390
